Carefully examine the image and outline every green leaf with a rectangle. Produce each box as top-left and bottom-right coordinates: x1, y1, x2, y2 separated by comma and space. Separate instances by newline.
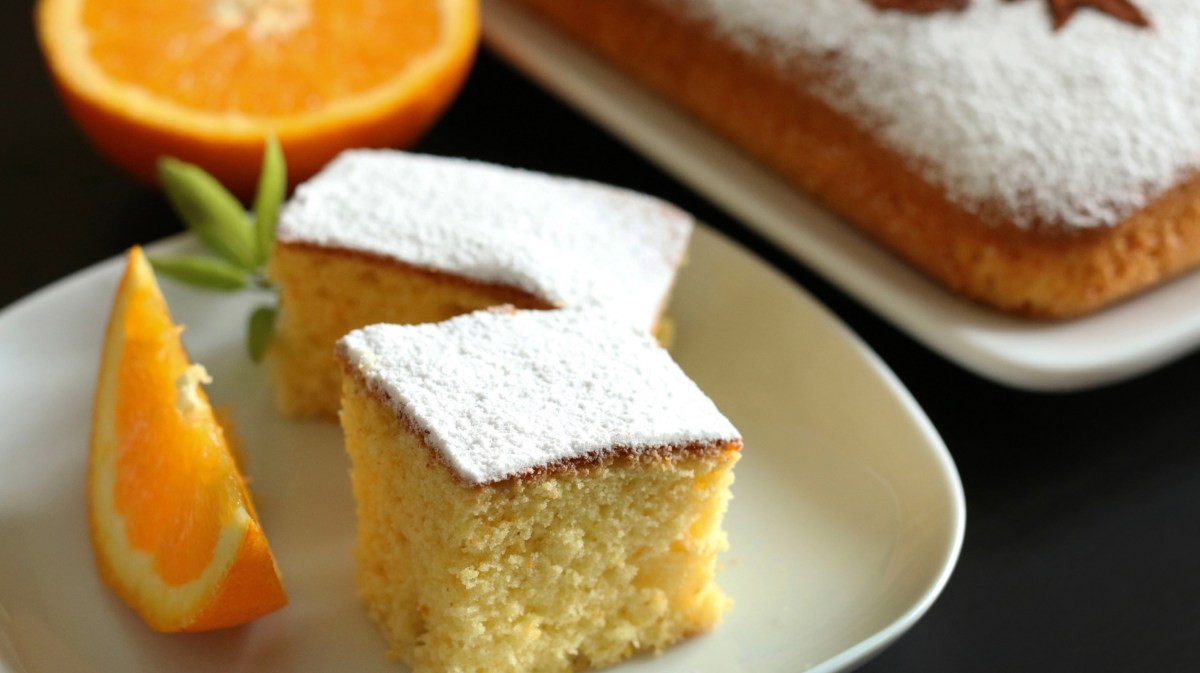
247, 305, 277, 363
253, 135, 286, 265
149, 255, 249, 291
158, 157, 258, 270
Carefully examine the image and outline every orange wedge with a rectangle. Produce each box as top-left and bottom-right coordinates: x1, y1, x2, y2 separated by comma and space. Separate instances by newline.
89, 247, 286, 632
34, 0, 479, 196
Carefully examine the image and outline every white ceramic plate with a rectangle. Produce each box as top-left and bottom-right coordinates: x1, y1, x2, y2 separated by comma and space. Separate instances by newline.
0, 227, 963, 673
482, 0, 1200, 392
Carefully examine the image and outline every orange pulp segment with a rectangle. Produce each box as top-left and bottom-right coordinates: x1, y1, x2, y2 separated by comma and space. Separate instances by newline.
35, 0, 479, 195
89, 247, 286, 631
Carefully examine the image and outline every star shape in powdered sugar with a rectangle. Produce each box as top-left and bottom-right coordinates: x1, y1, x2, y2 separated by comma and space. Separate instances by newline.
1018, 0, 1151, 30
866, 0, 1152, 30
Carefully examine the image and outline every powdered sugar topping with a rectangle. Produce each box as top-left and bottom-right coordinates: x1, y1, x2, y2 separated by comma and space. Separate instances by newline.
338, 309, 741, 485
663, 0, 1200, 228
277, 151, 692, 329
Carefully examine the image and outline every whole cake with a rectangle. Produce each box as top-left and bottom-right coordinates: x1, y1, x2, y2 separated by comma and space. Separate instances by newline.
337, 308, 741, 673
268, 150, 693, 418
507, 0, 1200, 317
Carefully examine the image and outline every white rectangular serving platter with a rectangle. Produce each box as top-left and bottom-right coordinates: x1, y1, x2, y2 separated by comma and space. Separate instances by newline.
482, 0, 1200, 392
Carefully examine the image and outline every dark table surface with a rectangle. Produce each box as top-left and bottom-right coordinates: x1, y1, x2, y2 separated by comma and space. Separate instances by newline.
5, 3, 1200, 671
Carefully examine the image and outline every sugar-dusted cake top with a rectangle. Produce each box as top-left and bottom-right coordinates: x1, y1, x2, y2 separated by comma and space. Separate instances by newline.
277, 150, 692, 330
664, 0, 1200, 228
337, 309, 741, 485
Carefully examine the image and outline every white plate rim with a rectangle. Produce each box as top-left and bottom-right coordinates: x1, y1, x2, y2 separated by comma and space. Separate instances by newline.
480, 0, 1200, 392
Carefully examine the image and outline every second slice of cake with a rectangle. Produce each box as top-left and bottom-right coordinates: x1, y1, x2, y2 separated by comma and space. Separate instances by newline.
269, 150, 694, 418
337, 308, 741, 673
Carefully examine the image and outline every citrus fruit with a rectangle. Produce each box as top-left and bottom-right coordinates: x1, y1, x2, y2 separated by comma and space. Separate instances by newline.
89, 246, 286, 632
34, 0, 479, 196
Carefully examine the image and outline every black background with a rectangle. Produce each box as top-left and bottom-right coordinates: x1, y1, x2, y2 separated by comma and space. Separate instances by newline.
4, 2, 1200, 670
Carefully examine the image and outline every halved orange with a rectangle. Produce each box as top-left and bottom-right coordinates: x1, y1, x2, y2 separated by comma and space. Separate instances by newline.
89, 247, 286, 631
34, 0, 479, 196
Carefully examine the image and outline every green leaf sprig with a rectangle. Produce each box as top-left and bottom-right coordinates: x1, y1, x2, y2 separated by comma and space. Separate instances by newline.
151, 136, 286, 363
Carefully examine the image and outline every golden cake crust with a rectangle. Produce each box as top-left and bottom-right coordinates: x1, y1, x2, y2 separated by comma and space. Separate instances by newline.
508, 0, 1200, 318
275, 240, 558, 308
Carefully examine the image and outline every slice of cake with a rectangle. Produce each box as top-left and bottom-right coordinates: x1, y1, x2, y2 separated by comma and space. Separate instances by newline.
508, 0, 1200, 317
268, 150, 693, 418
336, 308, 741, 673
